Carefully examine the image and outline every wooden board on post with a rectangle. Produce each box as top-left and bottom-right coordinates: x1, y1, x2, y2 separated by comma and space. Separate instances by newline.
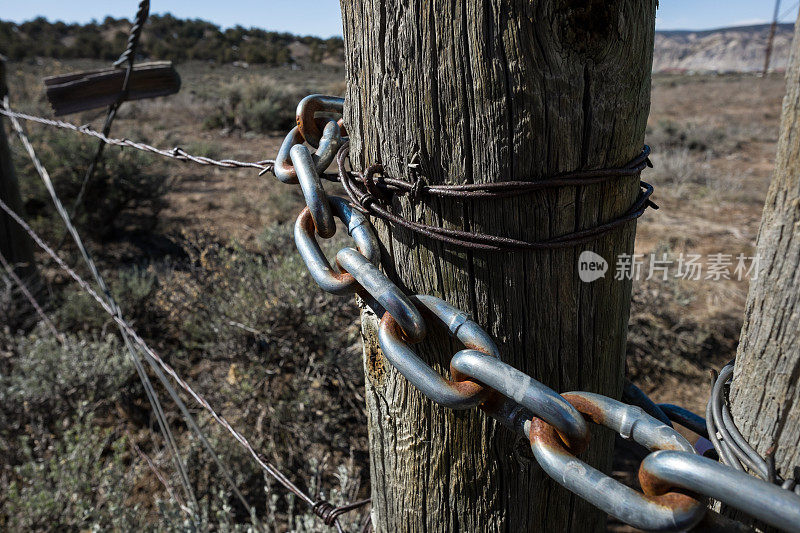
43, 61, 180, 116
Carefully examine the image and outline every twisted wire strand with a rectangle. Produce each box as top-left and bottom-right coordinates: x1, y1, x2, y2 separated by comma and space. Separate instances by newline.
3, 95, 202, 515
70, 1, 151, 220
0, 197, 370, 530
0, 106, 274, 173
113, 0, 150, 68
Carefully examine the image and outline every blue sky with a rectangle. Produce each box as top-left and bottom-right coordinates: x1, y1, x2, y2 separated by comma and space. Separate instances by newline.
2, 1, 798, 38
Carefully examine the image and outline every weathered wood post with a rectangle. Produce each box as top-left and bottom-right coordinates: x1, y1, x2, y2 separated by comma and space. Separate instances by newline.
729, 14, 800, 526
0, 55, 38, 285
339, 2, 657, 531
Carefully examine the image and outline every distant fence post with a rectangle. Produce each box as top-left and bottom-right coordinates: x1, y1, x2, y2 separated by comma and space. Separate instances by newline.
729, 16, 800, 528
0, 55, 39, 292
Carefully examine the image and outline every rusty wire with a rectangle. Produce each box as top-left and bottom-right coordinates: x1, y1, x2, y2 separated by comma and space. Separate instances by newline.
0, 106, 274, 173
337, 142, 657, 252
70, 0, 151, 221
0, 197, 370, 532
9, 79, 798, 530
286, 96, 800, 530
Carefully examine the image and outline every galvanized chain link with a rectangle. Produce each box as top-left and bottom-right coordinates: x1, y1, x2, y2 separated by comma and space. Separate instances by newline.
0, 89, 363, 530
0, 197, 369, 533
279, 94, 800, 532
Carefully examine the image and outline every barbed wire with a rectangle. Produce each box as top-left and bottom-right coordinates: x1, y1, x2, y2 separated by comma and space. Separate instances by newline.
3, 94, 204, 514
0, 197, 370, 532
6, 72, 800, 530
0, 106, 275, 173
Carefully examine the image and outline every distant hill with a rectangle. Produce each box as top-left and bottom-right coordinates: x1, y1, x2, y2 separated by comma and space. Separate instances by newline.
0, 17, 794, 73
653, 23, 794, 73
0, 15, 343, 66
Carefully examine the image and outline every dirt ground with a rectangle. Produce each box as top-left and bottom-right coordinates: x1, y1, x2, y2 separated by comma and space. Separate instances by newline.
632, 73, 784, 413
2, 59, 788, 530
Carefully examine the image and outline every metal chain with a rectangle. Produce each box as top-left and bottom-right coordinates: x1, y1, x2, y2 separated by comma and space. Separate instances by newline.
279, 94, 800, 532
8, 79, 800, 530
2, 89, 365, 529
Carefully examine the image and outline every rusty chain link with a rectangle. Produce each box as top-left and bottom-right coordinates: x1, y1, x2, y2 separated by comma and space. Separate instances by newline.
277, 94, 800, 532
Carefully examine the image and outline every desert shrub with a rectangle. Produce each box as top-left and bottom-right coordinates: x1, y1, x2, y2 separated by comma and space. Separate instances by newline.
0, 331, 133, 419
147, 227, 369, 518
647, 119, 732, 154
55, 265, 161, 336
1, 411, 144, 531
0, 223, 369, 530
13, 129, 168, 241
203, 80, 307, 134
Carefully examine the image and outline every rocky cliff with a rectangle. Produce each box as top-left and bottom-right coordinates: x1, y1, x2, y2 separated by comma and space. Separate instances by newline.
654, 23, 794, 73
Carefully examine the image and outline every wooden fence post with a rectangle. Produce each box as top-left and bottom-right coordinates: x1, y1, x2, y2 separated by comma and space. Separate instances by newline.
0, 55, 39, 288
729, 14, 800, 529
339, 2, 657, 531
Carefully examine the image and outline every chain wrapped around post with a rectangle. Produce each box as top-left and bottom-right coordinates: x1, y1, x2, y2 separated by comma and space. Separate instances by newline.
6, 80, 800, 531
268, 92, 800, 532
530, 393, 706, 531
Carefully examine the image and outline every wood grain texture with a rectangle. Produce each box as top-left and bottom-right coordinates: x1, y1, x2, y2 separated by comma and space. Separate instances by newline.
43, 61, 180, 116
729, 17, 800, 530
340, 2, 656, 530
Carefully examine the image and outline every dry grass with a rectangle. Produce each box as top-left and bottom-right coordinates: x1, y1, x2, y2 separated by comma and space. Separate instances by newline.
630, 73, 785, 417
0, 60, 788, 530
